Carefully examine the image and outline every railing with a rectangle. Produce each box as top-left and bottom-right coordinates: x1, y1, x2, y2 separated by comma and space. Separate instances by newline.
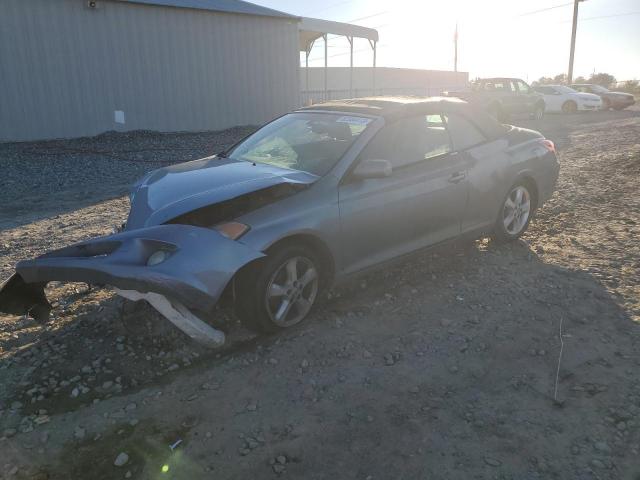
300, 85, 468, 106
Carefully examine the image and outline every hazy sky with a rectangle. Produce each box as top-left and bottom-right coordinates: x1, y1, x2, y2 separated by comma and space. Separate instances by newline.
252, 0, 640, 82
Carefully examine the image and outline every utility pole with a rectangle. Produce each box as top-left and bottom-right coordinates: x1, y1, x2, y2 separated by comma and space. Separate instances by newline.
454, 22, 458, 72
567, 0, 586, 83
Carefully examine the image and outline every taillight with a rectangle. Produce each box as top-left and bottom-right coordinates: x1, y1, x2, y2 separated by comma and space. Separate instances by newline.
540, 139, 555, 154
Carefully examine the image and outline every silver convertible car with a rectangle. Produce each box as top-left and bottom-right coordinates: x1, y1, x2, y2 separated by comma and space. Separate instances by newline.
0, 97, 559, 346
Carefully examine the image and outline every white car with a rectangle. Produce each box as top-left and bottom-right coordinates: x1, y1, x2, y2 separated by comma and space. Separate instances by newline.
534, 85, 602, 113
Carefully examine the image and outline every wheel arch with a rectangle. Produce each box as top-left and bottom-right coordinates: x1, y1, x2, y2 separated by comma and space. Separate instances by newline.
264, 233, 336, 286
512, 173, 540, 211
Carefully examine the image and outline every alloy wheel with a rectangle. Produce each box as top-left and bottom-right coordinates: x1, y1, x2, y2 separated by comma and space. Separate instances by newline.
265, 256, 318, 327
503, 186, 531, 236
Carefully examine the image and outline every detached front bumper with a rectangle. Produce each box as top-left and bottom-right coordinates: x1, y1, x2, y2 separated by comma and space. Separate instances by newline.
0, 225, 264, 344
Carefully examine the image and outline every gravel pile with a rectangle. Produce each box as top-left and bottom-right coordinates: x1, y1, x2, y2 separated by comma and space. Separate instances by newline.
0, 127, 256, 229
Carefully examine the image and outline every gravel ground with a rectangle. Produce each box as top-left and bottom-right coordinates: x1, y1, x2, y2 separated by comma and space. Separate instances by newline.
0, 110, 639, 480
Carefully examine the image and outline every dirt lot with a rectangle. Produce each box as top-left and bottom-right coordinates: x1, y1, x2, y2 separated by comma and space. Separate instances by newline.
1, 109, 639, 480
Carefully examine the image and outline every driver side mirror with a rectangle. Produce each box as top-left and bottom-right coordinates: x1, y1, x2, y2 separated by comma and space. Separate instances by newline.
351, 159, 393, 180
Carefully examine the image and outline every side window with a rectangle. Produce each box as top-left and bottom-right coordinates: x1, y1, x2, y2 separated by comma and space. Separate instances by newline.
516, 80, 531, 94
359, 115, 452, 170
443, 113, 487, 151
536, 86, 554, 95
508, 81, 518, 93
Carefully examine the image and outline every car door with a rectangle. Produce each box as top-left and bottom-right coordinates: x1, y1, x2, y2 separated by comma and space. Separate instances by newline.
495, 79, 519, 114
510, 79, 530, 113
338, 114, 468, 274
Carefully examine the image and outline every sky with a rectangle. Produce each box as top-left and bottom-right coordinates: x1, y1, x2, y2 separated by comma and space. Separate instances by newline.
252, 0, 640, 82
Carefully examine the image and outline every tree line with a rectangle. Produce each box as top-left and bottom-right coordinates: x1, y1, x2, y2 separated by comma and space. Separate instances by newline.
532, 73, 639, 94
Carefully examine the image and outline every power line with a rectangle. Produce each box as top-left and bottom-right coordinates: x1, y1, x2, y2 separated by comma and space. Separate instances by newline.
517, 2, 573, 17
560, 11, 640, 22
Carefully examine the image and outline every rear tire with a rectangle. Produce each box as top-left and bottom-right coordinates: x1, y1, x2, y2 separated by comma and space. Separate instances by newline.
492, 181, 537, 243
530, 103, 545, 120
602, 98, 611, 110
235, 245, 321, 333
561, 101, 577, 114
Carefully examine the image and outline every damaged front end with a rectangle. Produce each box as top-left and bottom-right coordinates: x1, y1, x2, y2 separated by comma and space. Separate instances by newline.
0, 224, 264, 347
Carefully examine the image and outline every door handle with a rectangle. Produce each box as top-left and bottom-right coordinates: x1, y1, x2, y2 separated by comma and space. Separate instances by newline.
448, 172, 466, 183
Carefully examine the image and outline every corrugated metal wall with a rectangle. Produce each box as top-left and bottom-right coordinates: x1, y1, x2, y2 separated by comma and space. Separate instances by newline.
0, 0, 300, 142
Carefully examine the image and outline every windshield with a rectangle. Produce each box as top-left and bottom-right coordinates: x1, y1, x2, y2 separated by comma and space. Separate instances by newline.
590, 85, 609, 93
226, 112, 372, 176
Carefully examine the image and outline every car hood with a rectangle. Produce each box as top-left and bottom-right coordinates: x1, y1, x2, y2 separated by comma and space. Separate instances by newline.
126, 156, 318, 230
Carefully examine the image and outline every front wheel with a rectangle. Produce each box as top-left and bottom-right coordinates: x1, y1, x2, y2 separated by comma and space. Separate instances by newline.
493, 183, 535, 242
561, 101, 577, 114
530, 104, 545, 120
235, 245, 321, 333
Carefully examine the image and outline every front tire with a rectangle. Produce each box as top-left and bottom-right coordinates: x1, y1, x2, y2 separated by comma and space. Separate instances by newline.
530, 103, 545, 120
561, 100, 577, 114
235, 245, 321, 333
493, 182, 536, 242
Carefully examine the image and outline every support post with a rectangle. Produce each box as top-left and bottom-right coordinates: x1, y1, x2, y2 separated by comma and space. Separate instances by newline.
454, 22, 458, 72
567, 0, 583, 84
323, 34, 328, 101
370, 39, 377, 95
348, 36, 354, 98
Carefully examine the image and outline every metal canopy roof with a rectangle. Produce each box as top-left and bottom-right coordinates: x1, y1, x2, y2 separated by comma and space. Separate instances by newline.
116, 0, 296, 19
298, 17, 379, 52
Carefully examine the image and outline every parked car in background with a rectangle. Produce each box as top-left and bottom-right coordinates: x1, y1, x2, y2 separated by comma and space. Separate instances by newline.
0, 98, 559, 345
444, 78, 546, 121
571, 84, 636, 110
534, 84, 602, 113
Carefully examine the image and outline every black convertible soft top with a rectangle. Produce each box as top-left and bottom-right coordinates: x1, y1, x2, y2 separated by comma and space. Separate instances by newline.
298, 96, 507, 140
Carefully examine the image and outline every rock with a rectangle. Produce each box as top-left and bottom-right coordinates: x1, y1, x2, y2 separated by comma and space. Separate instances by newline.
590, 459, 605, 469
594, 441, 611, 454
246, 402, 258, 412
616, 421, 626, 431
484, 457, 502, 467
74, 426, 86, 439
409, 386, 420, 394
71, 387, 80, 398
273, 464, 286, 474
3, 428, 17, 438
114, 452, 129, 467
384, 354, 395, 366
276, 455, 287, 465
301, 359, 309, 368
102, 381, 113, 389
440, 318, 452, 327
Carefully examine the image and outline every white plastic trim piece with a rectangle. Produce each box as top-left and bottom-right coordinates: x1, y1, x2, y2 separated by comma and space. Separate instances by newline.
115, 289, 225, 347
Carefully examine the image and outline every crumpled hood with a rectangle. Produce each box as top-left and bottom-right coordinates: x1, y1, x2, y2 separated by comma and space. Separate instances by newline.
126, 156, 318, 230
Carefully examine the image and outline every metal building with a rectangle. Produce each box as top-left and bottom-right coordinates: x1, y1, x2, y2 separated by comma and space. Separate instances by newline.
0, 0, 302, 142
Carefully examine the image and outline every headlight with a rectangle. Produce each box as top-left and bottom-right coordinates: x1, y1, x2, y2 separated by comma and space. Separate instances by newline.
147, 250, 170, 266
214, 222, 250, 240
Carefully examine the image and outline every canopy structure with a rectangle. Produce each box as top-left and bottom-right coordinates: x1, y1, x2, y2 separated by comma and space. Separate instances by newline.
299, 17, 379, 100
